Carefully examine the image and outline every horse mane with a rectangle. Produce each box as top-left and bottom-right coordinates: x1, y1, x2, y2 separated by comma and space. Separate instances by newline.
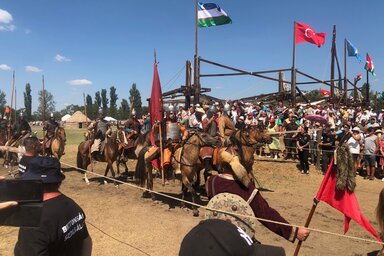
135, 131, 151, 147
230, 130, 245, 163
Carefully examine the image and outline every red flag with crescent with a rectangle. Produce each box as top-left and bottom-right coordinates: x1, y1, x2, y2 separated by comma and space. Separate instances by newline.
149, 62, 163, 145
295, 22, 326, 47
320, 88, 331, 96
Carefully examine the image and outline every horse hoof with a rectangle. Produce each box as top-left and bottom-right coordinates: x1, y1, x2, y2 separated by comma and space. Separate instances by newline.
103, 180, 108, 185
192, 210, 199, 217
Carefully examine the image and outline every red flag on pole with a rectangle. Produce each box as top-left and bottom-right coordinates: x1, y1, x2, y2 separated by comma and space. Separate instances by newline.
320, 88, 331, 96
149, 62, 163, 145
295, 22, 326, 48
316, 160, 381, 241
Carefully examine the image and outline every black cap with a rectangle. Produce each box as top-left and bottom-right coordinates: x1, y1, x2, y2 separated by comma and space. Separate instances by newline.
21, 156, 65, 183
179, 219, 285, 256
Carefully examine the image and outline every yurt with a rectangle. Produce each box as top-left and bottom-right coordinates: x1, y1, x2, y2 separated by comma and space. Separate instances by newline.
65, 111, 91, 128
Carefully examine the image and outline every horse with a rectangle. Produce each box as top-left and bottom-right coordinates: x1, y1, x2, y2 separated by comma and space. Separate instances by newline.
115, 128, 148, 175
45, 126, 66, 159
0, 128, 8, 158
77, 131, 120, 185
135, 130, 221, 216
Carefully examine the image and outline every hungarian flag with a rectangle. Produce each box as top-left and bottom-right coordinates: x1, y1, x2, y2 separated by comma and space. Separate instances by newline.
295, 22, 326, 47
316, 160, 381, 241
354, 74, 362, 83
320, 88, 331, 96
365, 53, 376, 76
149, 62, 163, 145
198, 2, 232, 28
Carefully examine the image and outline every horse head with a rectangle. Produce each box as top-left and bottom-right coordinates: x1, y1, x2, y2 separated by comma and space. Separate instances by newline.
56, 127, 66, 143
234, 128, 259, 147
251, 124, 272, 145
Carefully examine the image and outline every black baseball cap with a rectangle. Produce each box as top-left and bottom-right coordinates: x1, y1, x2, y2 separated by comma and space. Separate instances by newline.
179, 219, 285, 256
21, 156, 65, 183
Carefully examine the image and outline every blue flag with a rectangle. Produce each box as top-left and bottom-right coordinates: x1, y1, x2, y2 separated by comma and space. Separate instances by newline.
346, 39, 362, 63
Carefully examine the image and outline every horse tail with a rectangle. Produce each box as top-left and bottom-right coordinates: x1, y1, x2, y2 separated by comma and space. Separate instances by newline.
77, 150, 83, 169
135, 146, 148, 187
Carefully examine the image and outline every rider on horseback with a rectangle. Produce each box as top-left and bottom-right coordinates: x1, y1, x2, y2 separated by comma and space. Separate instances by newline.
89, 108, 111, 157
218, 103, 236, 146
123, 109, 142, 145
7, 112, 31, 147
43, 113, 59, 152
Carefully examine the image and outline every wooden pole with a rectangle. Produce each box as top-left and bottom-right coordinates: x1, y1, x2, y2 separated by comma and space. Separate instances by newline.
366, 66, 370, 107
291, 21, 297, 107
330, 25, 336, 100
159, 121, 165, 186
42, 75, 46, 155
10, 71, 15, 125
293, 199, 319, 256
14, 87, 17, 122
344, 39, 348, 105
193, 0, 200, 105
185, 60, 192, 108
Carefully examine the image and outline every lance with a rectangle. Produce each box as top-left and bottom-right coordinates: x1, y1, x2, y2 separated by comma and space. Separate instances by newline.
42, 75, 46, 155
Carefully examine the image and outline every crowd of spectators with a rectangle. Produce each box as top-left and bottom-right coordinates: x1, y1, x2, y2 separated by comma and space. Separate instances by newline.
169, 99, 384, 180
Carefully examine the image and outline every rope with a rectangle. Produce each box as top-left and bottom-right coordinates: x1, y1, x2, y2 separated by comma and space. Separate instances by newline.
60, 161, 384, 246
86, 221, 151, 256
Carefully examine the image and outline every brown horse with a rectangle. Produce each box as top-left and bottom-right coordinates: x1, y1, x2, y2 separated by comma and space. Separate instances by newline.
115, 129, 148, 175
77, 131, 120, 185
46, 126, 66, 160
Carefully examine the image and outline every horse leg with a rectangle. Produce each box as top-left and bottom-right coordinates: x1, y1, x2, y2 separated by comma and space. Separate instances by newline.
181, 175, 199, 216
147, 163, 155, 200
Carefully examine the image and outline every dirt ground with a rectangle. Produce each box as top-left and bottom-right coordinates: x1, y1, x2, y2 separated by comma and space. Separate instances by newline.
1, 143, 383, 255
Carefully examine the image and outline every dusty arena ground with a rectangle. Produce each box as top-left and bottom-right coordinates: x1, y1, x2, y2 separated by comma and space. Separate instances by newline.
0, 128, 383, 255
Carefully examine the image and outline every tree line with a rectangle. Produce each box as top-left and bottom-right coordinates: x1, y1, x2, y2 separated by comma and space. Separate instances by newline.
0, 83, 147, 121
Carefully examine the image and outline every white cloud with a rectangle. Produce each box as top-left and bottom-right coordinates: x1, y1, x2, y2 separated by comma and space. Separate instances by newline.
0, 24, 16, 31
0, 9, 13, 24
0, 64, 11, 71
55, 54, 71, 62
25, 66, 42, 72
0, 9, 15, 32
67, 79, 92, 86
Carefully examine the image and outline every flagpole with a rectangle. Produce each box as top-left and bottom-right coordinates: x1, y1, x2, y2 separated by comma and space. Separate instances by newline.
194, 0, 200, 105
366, 68, 370, 107
291, 21, 297, 107
42, 75, 46, 155
293, 199, 319, 256
14, 86, 17, 122
344, 39, 347, 104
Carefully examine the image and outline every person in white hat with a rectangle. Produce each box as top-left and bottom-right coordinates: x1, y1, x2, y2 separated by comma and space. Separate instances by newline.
347, 127, 363, 174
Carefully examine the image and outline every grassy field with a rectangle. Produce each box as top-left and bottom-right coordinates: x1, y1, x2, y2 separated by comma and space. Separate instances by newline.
32, 126, 86, 146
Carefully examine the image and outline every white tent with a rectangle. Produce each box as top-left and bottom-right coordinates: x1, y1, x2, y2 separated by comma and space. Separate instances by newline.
61, 114, 71, 122
104, 116, 117, 122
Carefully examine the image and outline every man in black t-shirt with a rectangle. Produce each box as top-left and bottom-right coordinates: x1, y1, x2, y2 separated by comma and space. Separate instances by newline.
335, 124, 352, 146
14, 157, 92, 256
17, 136, 40, 177
319, 128, 335, 174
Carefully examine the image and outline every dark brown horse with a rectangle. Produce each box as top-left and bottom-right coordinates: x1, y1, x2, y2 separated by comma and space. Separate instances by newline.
77, 131, 120, 185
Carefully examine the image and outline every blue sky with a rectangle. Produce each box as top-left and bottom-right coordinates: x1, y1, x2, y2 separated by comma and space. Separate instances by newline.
0, 0, 383, 112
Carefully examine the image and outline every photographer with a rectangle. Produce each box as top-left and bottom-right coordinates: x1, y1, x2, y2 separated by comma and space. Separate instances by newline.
14, 156, 92, 256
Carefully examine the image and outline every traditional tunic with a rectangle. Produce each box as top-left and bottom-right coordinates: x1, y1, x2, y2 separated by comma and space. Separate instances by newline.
206, 174, 296, 242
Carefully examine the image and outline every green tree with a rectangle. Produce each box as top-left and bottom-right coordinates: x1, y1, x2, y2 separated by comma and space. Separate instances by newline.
0, 90, 6, 116
94, 91, 102, 117
119, 99, 130, 120
361, 83, 375, 106
304, 89, 322, 102
86, 94, 94, 120
129, 83, 142, 117
23, 83, 32, 120
35, 89, 56, 120
101, 89, 109, 115
109, 86, 118, 118
59, 104, 82, 116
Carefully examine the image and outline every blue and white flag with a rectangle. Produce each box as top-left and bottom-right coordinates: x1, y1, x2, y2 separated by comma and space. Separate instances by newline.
198, 2, 232, 28
346, 39, 362, 63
